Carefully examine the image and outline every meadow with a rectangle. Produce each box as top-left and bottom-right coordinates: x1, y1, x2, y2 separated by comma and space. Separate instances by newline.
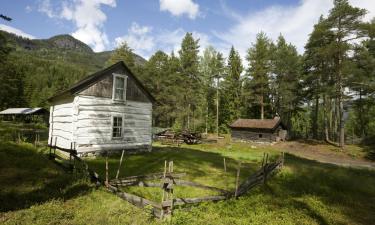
1, 140, 375, 225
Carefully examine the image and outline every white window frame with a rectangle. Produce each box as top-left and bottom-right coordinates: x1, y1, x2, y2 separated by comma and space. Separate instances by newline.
111, 114, 124, 139
112, 73, 127, 103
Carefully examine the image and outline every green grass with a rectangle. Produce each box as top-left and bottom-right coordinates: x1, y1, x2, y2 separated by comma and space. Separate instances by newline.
0, 121, 48, 143
1, 141, 375, 224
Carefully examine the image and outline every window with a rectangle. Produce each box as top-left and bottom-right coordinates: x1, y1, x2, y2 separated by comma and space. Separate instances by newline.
113, 74, 127, 101
112, 116, 123, 138
259, 134, 263, 138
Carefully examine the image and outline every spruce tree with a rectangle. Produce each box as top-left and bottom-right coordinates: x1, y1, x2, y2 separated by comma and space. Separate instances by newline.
245, 32, 272, 119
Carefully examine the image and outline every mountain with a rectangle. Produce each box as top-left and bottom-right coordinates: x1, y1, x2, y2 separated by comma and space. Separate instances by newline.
0, 31, 147, 72
0, 31, 148, 108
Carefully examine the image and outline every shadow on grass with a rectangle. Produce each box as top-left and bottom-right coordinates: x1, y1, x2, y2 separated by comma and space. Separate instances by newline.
0, 142, 92, 212
85, 146, 261, 184
364, 147, 375, 161
265, 153, 375, 225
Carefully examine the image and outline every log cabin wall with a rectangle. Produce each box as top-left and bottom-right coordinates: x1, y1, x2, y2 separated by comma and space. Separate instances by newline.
48, 62, 153, 153
48, 96, 75, 149
73, 95, 152, 153
231, 128, 278, 142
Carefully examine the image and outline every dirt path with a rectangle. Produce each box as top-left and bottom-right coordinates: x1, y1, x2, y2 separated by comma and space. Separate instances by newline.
273, 141, 375, 170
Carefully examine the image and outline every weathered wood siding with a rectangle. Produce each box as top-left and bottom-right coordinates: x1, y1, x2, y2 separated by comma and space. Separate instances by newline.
78, 68, 150, 103
231, 128, 277, 142
49, 68, 153, 153
80, 75, 112, 98
48, 100, 75, 149
74, 95, 152, 153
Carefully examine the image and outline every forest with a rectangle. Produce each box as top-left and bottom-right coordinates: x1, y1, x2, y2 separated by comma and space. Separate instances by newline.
0, 0, 374, 148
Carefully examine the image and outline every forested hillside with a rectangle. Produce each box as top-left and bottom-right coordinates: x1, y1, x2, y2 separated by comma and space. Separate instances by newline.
1, 0, 374, 146
0, 30, 146, 108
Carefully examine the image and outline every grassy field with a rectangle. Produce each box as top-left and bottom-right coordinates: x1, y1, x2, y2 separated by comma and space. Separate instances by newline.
1, 140, 375, 225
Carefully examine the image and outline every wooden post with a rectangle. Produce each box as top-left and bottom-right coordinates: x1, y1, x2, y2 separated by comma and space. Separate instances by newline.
105, 151, 109, 187
169, 161, 174, 218
263, 153, 268, 184
116, 150, 125, 179
160, 160, 167, 219
235, 161, 241, 197
223, 157, 226, 172
70, 143, 73, 163
49, 136, 53, 158
261, 152, 265, 167
54, 137, 57, 157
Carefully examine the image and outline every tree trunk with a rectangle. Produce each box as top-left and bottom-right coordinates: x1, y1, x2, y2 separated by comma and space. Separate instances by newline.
187, 103, 190, 130
260, 95, 264, 120
313, 95, 319, 139
323, 95, 330, 142
359, 88, 365, 138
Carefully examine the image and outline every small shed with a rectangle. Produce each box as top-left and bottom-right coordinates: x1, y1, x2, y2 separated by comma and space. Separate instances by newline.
0, 108, 49, 124
47, 61, 155, 154
230, 117, 287, 142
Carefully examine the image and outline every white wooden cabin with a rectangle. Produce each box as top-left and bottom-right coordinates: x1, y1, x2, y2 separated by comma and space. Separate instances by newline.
48, 61, 155, 154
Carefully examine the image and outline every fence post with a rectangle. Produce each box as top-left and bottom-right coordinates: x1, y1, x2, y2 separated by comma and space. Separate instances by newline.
235, 161, 241, 197
116, 150, 125, 179
263, 153, 268, 184
49, 136, 53, 158
223, 157, 226, 172
105, 151, 109, 187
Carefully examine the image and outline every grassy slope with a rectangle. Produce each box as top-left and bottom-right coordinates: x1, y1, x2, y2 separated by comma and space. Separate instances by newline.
1, 141, 374, 225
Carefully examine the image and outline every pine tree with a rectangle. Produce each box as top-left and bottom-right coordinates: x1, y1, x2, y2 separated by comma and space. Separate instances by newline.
106, 41, 136, 69
272, 34, 301, 132
221, 46, 243, 126
326, 0, 367, 147
245, 32, 272, 119
178, 32, 202, 130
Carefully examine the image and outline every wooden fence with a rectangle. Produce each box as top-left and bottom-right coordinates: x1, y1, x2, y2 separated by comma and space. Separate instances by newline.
47, 143, 284, 219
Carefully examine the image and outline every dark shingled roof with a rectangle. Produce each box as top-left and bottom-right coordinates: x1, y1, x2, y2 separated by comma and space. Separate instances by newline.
230, 118, 286, 130
48, 61, 156, 103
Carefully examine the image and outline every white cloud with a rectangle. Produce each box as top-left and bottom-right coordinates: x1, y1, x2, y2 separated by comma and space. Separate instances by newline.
38, 0, 57, 18
114, 22, 214, 59
114, 23, 155, 58
216, 0, 375, 60
38, 0, 116, 52
0, 24, 35, 39
25, 5, 33, 13
160, 0, 199, 19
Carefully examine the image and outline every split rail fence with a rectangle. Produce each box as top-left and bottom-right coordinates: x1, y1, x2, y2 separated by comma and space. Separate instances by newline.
47, 140, 284, 219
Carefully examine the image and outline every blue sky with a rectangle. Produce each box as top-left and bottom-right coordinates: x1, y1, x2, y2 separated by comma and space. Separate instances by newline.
0, 0, 374, 59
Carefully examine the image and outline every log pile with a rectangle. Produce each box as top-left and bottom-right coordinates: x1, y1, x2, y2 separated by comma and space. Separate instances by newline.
155, 129, 201, 145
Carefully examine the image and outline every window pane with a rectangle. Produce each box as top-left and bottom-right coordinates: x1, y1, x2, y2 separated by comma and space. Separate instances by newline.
115, 77, 124, 89
112, 116, 123, 138
115, 89, 123, 100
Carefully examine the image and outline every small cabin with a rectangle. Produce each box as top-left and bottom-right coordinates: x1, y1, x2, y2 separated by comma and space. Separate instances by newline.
0, 107, 49, 124
230, 117, 287, 142
48, 61, 155, 154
